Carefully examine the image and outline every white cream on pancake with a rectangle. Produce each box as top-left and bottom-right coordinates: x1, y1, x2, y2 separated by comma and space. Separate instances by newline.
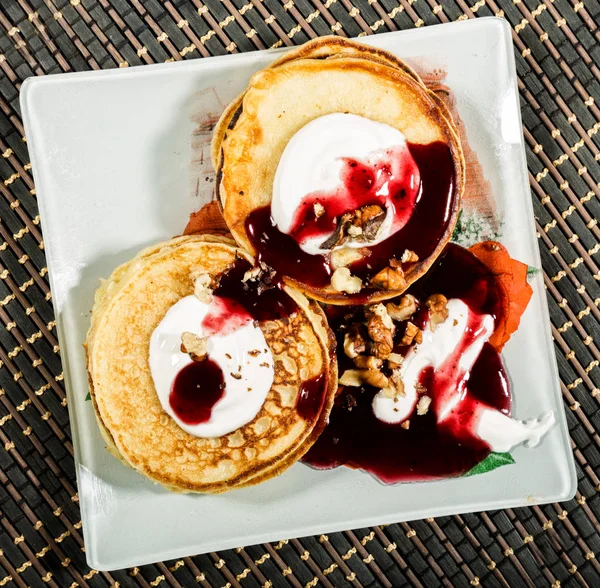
149, 295, 274, 438
271, 113, 418, 255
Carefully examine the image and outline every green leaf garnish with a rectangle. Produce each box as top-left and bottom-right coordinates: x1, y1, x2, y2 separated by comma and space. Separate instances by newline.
463, 452, 515, 477
527, 266, 540, 277
85, 392, 91, 401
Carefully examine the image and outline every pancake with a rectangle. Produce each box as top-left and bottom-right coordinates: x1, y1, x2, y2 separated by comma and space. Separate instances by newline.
210, 37, 426, 172
86, 235, 337, 493
216, 41, 464, 305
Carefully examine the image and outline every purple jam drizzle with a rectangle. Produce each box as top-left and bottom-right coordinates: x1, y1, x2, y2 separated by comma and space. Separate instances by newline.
288, 145, 420, 244
295, 373, 328, 423
245, 141, 455, 293
169, 359, 225, 425
302, 244, 512, 482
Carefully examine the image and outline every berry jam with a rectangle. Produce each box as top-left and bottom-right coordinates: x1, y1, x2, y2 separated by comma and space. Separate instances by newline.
169, 359, 225, 425
302, 244, 512, 482
245, 141, 455, 293
288, 145, 420, 244
295, 373, 328, 423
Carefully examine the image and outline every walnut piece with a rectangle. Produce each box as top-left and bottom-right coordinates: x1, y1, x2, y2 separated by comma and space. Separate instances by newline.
343, 327, 366, 358
370, 265, 407, 291
365, 304, 395, 354
353, 355, 383, 370
330, 247, 365, 269
387, 352, 404, 369
370, 342, 393, 359
193, 273, 214, 303
416, 395, 432, 416
386, 294, 418, 322
425, 294, 449, 331
181, 332, 208, 362
331, 267, 362, 294
243, 266, 261, 283
355, 205, 386, 241
320, 204, 385, 250
401, 249, 419, 263
339, 369, 389, 389
399, 322, 421, 346
313, 202, 325, 218
401, 420, 410, 430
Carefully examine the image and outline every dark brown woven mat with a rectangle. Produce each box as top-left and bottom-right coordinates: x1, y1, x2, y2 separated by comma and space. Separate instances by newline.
1, 0, 600, 586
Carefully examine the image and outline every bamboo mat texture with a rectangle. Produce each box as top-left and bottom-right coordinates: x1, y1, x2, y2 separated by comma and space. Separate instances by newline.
1, 0, 600, 586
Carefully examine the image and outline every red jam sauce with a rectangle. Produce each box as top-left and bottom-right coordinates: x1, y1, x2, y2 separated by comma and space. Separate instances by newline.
245, 141, 455, 293
295, 373, 328, 423
169, 359, 225, 425
302, 244, 511, 482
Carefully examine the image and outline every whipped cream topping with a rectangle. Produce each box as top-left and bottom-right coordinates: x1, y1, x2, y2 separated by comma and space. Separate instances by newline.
271, 113, 419, 255
149, 295, 274, 438
372, 298, 555, 453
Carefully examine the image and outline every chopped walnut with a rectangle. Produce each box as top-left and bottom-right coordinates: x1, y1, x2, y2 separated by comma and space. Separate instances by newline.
401, 420, 410, 430
387, 352, 404, 369
416, 395, 432, 416
386, 295, 418, 322
320, 205, 385, 249
370, 342, 393, 359
365, 305, 395, 355
389, 369, 405, 394
193, 273, 214, 303
399, 322, 421, 346
230, 372, 242, 380
339, 369, 389, 389
353, 355, 383, 370
181, 332, 208, 362
400, 249, 419, 263
330, 247, 365, 269
347, 225, 363, 238
331, 267, 362, 294
313, 202, 325, 218
343, 327, 366, 358
415, 382, 427, 395
243, 266, 261, 283
425, 294, 449, 331
370, 265, 406, 291
354, 205, 386, 241
248, 349, 261, 357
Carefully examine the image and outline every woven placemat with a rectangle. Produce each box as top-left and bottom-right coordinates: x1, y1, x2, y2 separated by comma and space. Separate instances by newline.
1, 0, 600, 586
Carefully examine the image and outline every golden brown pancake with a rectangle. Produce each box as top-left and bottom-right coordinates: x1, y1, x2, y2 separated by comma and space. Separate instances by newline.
86, 235, 337, 493
216, 40, 464, 305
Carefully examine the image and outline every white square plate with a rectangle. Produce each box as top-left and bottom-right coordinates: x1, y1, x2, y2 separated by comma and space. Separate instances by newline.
21, 17, 576, 571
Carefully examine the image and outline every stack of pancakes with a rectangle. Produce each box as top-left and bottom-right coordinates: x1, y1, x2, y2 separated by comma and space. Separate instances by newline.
86, 37, 465, 493
215, 36, 465, 304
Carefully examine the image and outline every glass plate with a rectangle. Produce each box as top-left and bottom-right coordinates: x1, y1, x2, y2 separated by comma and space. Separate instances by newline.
21, 17, 575, 571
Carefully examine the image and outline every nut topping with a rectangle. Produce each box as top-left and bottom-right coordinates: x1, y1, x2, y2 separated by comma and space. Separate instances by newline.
343, 327, 366, 358
331, 267, 362, 294
386, 295, 418, 322
401, 249, 419, 263
193, 273, 214, 303
370, 265, 407, 291
425, 294, 449, 331
365, 304, 395, 354
399, 322, 421, 347
353, 355, 383, 370
181, 332, 208, 362
330, 247, 365, 269
320, 204, 386, 250
339, 369, 389, 389
416, 395, 432, 416
313, 202, 325, 218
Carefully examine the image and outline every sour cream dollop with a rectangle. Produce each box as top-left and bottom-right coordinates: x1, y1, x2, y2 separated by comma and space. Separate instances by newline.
372, 298, 555, 452
149, 295, 274, 438
271, 113, 420, 255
